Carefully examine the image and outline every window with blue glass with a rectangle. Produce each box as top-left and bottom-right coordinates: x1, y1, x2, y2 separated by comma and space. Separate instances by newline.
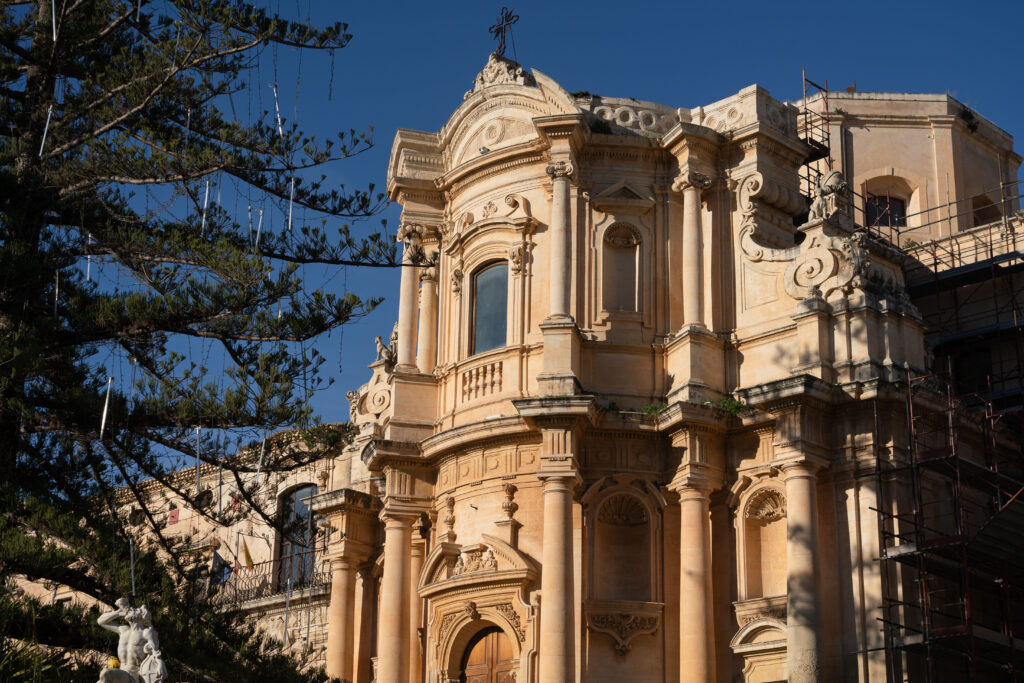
471, 262, 508, 355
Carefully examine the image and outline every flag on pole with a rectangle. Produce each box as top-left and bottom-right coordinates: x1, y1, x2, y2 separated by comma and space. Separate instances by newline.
210, 551, 233, 586
242, 538, 255, 571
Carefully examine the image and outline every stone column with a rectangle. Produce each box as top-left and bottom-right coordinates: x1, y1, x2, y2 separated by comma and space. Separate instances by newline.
545, 161, 573, 322
408, 539, 426, 683
354, 566, 378, 683
377, 512, 413, 683
396, 225, 422, 370
539, 471, 576, 683
415, 264, 438, 374
674, 483, 714, 683
783, 462, 823, 682
676, 172, 710, 328
325, 557, 355, 681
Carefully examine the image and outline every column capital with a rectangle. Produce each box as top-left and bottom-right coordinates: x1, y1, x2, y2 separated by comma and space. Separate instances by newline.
545, 160, 575, 179
778, 456, 829, 480
671, 169, 713, 194
666, 468, 720, 499
379, 507, 423, 528
396, 222, 424, 243
418, 263, 438, 283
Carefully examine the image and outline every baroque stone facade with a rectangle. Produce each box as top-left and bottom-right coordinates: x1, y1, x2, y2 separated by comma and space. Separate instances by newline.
29, 54, 1019, 683
325, 56, 1022, 683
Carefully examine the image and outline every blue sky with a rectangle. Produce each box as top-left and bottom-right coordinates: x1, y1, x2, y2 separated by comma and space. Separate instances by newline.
266, 0, 1024, 423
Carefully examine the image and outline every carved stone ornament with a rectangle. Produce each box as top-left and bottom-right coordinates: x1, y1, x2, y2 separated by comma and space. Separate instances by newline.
604, 223, 640, 248
783, 231, 867, 301
419, 263, 438, 283
745, 488, 786, 522
463, 600, 480, 621
495, 603, 526, 642
396, 223, 424, 243
545, 160, 574, 179
345, 389, 360, 421
597, 494, 649, 526
452, 546, 499, 576
468, 52, 536, 97
508, 245, 524, 275
451, 268, 464, 296
671, 170, 712, 194
481, 201, 498, 218
586, 611, 660, 655
807, 170, 852, 222
501, 483, 519, 520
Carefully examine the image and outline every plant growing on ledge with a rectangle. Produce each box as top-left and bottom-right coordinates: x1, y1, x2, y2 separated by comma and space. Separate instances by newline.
642, 403, 669, 417
715, 397, 749, 416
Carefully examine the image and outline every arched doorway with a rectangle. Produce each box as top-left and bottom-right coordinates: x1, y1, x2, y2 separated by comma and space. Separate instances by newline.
460, 626, 516, 683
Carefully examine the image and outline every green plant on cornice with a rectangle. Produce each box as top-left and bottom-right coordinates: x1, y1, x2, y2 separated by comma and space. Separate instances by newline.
833, 107, 849, 116
715, 396, 749, 416
903, 239, 920, 249
642, 403, 669, 417
571, 90, 595, 99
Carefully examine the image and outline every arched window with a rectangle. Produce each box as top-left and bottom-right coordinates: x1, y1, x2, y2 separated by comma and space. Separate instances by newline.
277, 484, 318, 590
471, 262, 508, 355
865, 193, 906, 229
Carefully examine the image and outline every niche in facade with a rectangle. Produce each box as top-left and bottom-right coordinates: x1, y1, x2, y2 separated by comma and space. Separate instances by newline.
601, 223, 641, 313
593, 493, 652, 601
742, 487, 787, 600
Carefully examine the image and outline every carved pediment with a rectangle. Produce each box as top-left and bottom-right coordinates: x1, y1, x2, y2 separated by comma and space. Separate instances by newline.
418, 534, 536, 598
592, 180, 655, 215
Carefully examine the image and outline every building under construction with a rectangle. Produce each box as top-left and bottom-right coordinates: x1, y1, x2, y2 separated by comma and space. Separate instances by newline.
801, 83, 1024, 681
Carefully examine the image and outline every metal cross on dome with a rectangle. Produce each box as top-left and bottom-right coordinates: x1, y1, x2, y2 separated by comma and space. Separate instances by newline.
489, 7, 519, 59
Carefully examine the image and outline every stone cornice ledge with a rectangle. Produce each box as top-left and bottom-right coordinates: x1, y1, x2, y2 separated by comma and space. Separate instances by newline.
735, 374, 841, 408
309, 488, 380, 516
512, 395, 598, 424
360, 438, 423, 472
419, 416, 528, 460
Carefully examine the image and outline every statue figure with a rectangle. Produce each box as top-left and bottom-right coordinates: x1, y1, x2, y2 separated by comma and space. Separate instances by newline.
97, 598, 166, 683
807, 170, 851, 221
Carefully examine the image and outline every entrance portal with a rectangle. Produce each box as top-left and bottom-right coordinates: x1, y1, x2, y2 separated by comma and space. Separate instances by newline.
460, 626, 516, 683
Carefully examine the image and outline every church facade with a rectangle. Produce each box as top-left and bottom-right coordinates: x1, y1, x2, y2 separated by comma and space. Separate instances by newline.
313, 53, 1023, 683
36, 54, 1018, 683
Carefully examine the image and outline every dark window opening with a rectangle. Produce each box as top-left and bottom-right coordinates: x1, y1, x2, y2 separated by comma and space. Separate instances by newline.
277, 484, 317, 591
866, 194, 907, 228
471, 262, 508, 355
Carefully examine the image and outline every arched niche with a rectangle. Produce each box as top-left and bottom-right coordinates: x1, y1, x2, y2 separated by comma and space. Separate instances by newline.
737, 485, 787, 601
601, 223, 642, 314
581, 475, 665, 604
441, 617, 522, 683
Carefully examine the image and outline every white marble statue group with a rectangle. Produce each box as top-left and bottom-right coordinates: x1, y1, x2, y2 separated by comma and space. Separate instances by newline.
96, 597, 167, 683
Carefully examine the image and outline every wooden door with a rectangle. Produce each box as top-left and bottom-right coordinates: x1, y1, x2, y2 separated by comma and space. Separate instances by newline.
460, 626, 516, 683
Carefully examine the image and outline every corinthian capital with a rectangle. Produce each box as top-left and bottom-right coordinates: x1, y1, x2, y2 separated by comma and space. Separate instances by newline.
396, 223, 424, 243
672, 170, 712, 194
545, 160, 575, 179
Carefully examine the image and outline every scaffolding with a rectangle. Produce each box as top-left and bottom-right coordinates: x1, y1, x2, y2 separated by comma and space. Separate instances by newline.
798, 69, 833, 198
876, 364, 1024, 681
869, 176, 1024, 679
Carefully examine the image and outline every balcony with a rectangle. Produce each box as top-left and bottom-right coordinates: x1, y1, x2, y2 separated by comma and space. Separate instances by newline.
204, 551, 329, 607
